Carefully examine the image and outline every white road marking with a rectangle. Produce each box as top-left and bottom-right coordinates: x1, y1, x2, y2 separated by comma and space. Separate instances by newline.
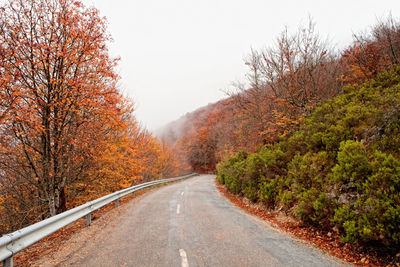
179, 248, 189, 267
181, 192, 184, 196
176, 204, 181, 214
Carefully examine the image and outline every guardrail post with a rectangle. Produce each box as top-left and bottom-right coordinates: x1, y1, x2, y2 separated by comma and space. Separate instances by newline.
3, 256, 13, 267
132, 191, 135, 197
86, 213, 91, 226
115, 199, 119, 208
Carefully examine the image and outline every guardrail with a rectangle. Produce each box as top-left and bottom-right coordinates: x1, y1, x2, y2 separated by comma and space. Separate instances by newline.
0, 173, 197, 267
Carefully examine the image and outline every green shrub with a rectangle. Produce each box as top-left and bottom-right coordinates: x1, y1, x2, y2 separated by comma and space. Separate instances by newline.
218, 66, 400, 248
242, 153, 267, 201
378, 119, 400, 156
332, 151, 400, 246
259, 176, 279, 208
287, 152, 333, 193
360, 152, 400, 246
296, 189, 336, 228
243, 179, 258, 202
331, 140, 371, 191
217, 151, 247, 194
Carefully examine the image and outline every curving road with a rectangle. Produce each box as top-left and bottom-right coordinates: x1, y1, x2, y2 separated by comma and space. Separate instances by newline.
55, 175, 345, 267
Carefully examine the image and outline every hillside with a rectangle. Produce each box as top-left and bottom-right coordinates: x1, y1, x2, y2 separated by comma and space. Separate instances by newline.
155, 17, 400, 262
217, 66, 400, 249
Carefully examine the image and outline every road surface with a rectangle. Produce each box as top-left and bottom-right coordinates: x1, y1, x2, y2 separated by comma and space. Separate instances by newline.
52, 175, 345, 266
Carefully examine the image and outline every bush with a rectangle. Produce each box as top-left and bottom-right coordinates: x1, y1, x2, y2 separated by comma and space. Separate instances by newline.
331, 140, 371, 193
287, 152, 333, 193
259, 176, 279, 208
332, 150, 400, 246
217, 66, 400, 248
296, 189, 334, 227
217, 151, 247, 194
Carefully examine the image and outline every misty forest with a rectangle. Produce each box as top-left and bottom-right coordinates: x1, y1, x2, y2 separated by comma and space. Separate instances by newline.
160, 15, 400, 264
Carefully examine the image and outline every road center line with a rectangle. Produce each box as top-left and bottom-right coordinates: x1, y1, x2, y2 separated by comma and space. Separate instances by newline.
176, 204, 180, 214
179, 248, 189, 267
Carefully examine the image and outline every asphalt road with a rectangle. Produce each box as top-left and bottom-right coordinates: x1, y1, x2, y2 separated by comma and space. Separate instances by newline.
58, 175, 344, 267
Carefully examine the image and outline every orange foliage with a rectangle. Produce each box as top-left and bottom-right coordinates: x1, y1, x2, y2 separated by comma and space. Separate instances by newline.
0, 0, 180, 235
341, 43, 389, 84
340, 16, 400, 84
160, 84, 306, 173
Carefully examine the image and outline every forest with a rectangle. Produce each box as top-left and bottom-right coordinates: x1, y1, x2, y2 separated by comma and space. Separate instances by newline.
160, 16, 400, 251
0, 0, 182, 235
1, 0, 400, 260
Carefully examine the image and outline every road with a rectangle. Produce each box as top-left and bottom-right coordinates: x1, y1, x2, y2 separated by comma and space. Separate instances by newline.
53, 175, 344, 267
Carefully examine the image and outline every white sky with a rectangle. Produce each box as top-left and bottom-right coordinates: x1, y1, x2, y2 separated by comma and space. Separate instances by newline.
80, 0, 400, 131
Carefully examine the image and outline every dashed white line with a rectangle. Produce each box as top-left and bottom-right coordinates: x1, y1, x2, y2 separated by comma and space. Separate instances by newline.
176, 204, 181, 214
179, 248, 189, 267
181, 192, 184, 196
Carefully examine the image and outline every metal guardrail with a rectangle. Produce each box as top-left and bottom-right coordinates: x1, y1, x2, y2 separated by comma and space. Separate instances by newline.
0, 173, 197, 267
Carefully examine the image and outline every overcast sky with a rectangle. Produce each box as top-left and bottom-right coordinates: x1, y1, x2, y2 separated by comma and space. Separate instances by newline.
80, 0, 400, 131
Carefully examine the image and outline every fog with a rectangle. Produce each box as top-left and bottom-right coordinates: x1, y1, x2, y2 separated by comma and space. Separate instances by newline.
77, 1, 400, 131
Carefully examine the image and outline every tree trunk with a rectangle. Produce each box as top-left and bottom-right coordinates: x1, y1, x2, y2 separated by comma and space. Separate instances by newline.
56, 187, 67, 214
48, 194, 56, 217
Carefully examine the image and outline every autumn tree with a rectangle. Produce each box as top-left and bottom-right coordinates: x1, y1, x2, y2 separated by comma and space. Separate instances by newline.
67, 101, 145, 205
141, 138, 181, 181
227, 51, 293, 146
225, 20, 342, 155
374, 16, 400, 64
257, 19, 342, 115
0, 0, 122, 218
341, 15, 400, 84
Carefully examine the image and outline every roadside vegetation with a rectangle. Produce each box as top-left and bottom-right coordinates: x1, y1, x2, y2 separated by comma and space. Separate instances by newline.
1, 0, 400, 261
161, 15, 400, 258
0, 0, 183, 235
217, 67, 400, 248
